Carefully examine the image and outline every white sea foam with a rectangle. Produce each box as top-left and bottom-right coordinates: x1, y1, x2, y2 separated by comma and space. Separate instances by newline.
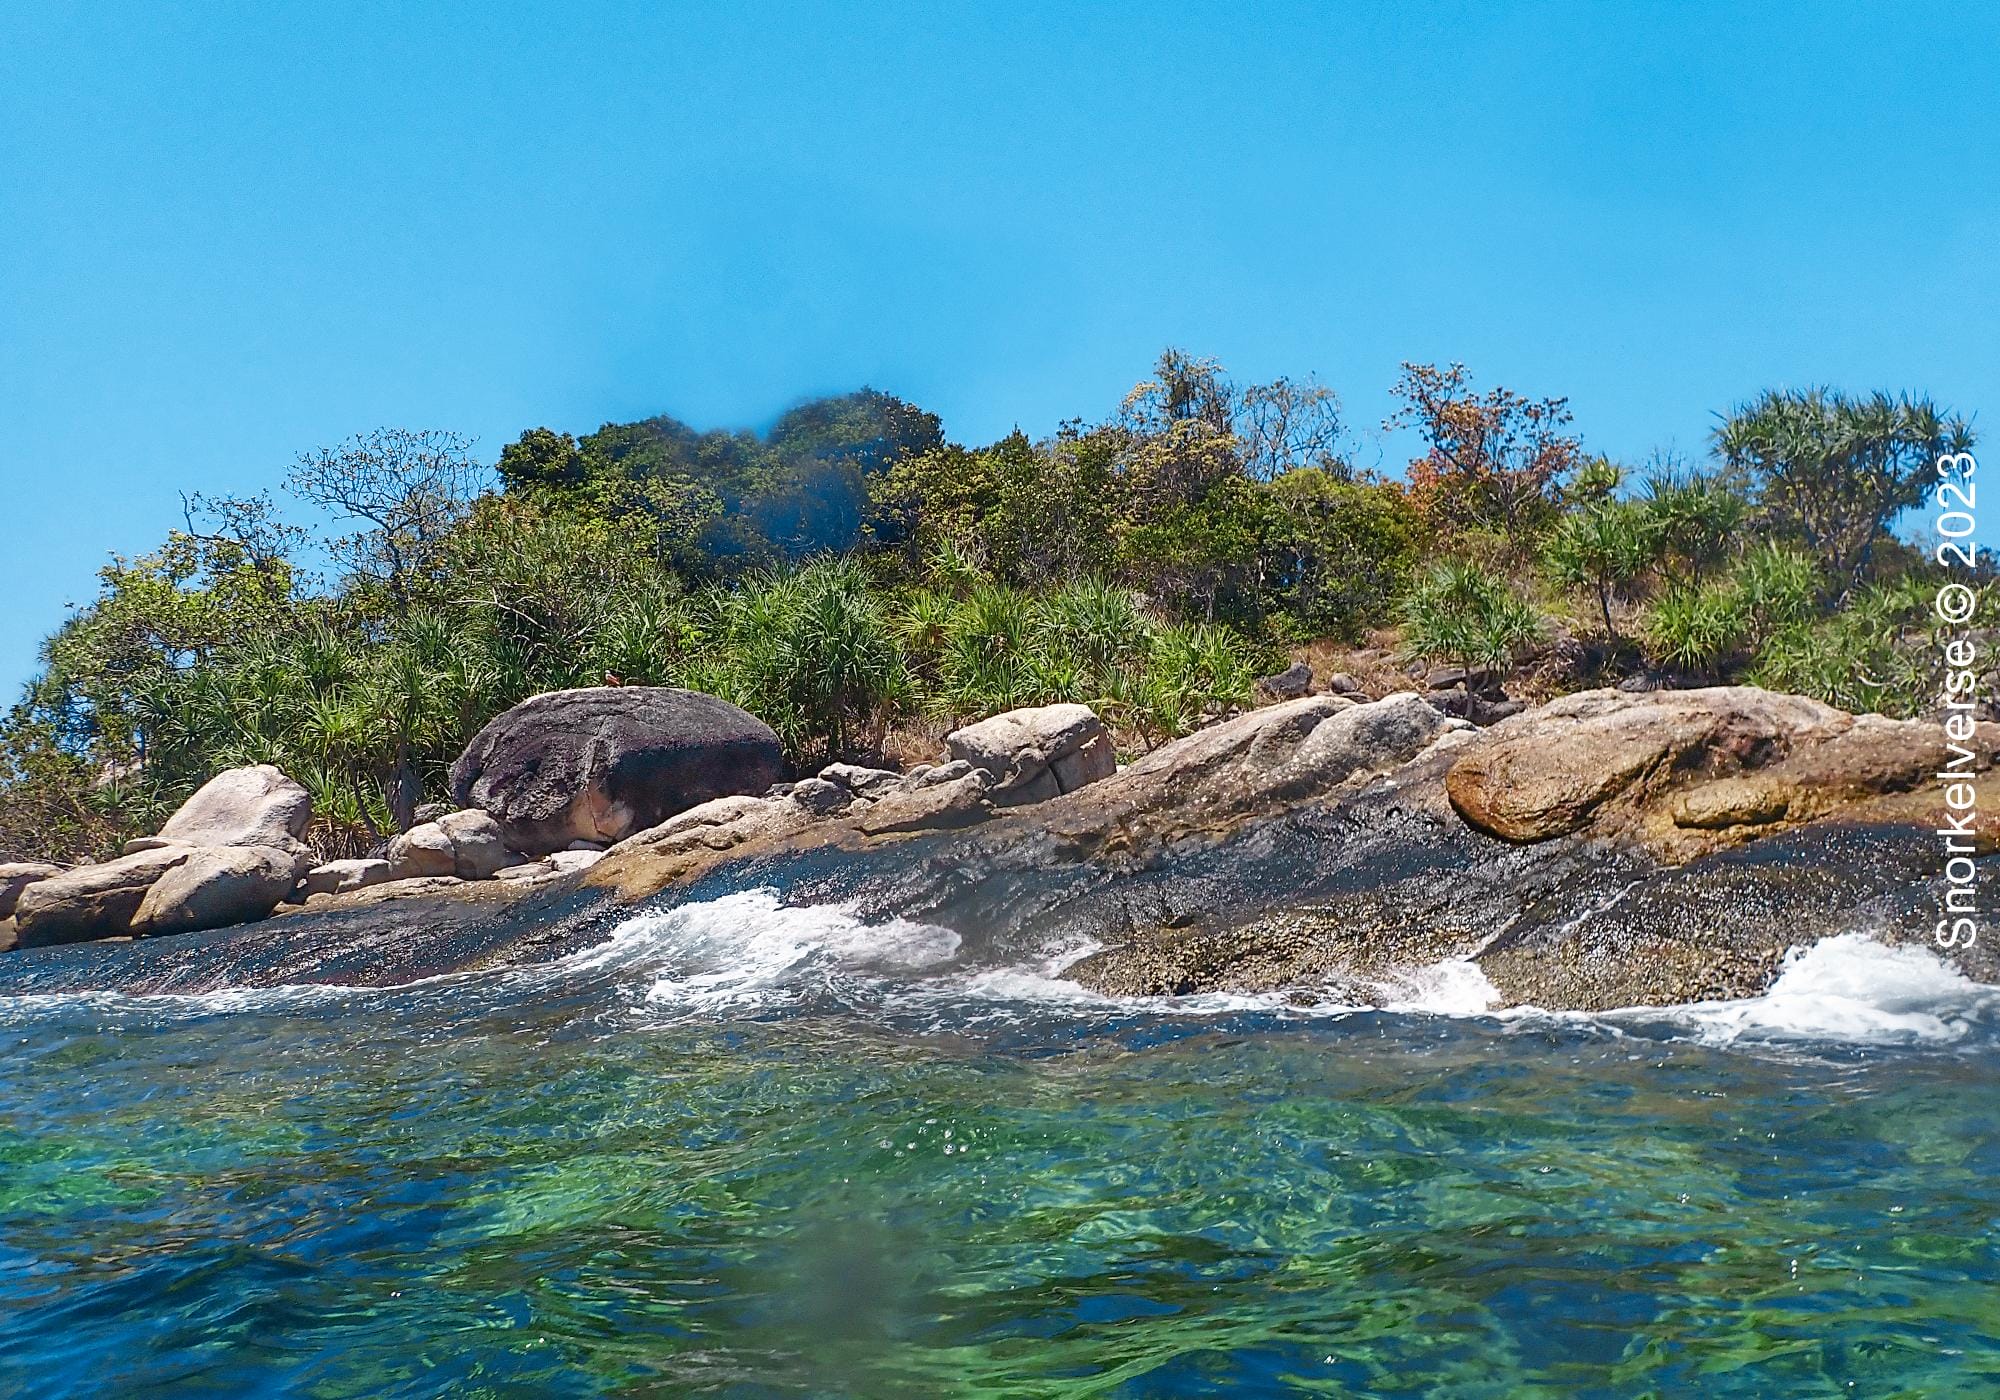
1611, 932, 2000, 1047
631, 889, 959, 1012
1374, 960, 1505, 1016
2, 889, 1992, 1051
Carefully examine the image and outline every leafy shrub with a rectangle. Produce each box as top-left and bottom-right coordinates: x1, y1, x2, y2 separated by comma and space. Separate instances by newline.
1398, 562, 1544, 677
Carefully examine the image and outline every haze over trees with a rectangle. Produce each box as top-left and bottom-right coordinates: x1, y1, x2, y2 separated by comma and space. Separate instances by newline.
0, 354, 1977, 863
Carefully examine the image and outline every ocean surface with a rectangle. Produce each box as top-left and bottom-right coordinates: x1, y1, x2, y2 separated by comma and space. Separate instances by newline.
3, 889, 1998, 1398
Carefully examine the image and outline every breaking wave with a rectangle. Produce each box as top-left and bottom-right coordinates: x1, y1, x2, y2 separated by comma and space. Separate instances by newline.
0, 891, 1992, 1051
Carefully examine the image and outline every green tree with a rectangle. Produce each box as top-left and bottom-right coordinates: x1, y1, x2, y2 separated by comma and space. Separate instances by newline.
1714, 388, 1973, 596
287, 428, 483, 605
1386, 362, 1582, 555
1640, 465, 1748, 589
1541, 501, 1656, 644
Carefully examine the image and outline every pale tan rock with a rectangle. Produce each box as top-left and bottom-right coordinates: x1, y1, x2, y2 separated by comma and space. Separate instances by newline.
386, 822, 457, 879
13, 846, 194, 947
132, 845, 300, 937
0, 862, 63, 919
947, 703, 1116, 806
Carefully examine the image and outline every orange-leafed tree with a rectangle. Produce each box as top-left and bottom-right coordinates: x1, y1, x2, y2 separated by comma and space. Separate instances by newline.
1386, 363, 1581, 556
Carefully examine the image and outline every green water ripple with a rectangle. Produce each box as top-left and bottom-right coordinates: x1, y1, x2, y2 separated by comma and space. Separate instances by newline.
1, 1007, 1997, 1397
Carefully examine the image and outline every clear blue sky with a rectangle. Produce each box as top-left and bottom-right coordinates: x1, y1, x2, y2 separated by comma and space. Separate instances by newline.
3, 1, 1995, 699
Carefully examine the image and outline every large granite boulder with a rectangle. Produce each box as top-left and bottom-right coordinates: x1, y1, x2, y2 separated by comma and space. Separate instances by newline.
0, 862, 63, 920
450, 687, 786, 855
127, 764, 311, 855
385, 822, 457, 879
13, 847, 196, 948
945, 703, 1116, 806
1440, 687, 1961, 856
131, 845, 303, 937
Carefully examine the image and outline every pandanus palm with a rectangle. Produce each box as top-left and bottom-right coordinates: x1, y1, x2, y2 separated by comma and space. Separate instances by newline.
1398, 562, 1544, 692
1540, 502, 1656, 645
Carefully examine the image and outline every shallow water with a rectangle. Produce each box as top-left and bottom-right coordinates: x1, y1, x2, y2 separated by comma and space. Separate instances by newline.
3, 891, 1998, 1397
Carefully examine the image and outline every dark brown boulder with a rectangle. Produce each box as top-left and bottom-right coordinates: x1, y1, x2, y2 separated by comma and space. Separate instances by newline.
450, 687, 786, 856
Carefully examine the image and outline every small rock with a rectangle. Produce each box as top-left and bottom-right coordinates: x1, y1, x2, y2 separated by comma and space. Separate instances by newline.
413, 801, 452, 824
919, 760, 973, 787
1325, 672, 1362, 695
1256, 661, 1314, 701
788, 777, 854, 816
297, 858, 393, 899
493, 861, 555, 882
1426, 667, 1503, 698
546, 849, 604, 875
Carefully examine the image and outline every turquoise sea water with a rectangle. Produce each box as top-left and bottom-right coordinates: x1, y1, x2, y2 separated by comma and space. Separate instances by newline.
3, 891, 1997, 1398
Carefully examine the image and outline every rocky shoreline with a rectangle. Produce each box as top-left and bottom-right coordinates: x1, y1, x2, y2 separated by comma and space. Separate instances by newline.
1, 682, 1990, 1010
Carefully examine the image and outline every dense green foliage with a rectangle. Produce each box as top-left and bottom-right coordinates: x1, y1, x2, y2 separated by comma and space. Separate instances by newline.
0, 358, 1979, 863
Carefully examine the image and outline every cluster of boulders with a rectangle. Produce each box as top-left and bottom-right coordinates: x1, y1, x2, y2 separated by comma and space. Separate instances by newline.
1066, 682, 1999, 1005
1252, 654, 1528, 726
0, 689, 1131, 952
586, 703, 1120, 898
4, 765, 317, 951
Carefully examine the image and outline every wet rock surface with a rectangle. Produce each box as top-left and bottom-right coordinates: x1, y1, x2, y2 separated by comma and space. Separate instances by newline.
3, 687, 1990, 1012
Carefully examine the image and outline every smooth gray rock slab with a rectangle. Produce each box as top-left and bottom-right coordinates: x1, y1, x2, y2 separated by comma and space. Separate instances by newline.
298, 858, 393, 899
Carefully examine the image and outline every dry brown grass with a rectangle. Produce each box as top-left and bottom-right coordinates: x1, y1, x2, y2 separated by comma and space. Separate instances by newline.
875, 714, 953, 769
1291, 629, 1422, 699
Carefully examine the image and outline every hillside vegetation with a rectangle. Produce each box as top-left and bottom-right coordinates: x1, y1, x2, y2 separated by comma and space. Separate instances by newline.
0, 352, 1977, 862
